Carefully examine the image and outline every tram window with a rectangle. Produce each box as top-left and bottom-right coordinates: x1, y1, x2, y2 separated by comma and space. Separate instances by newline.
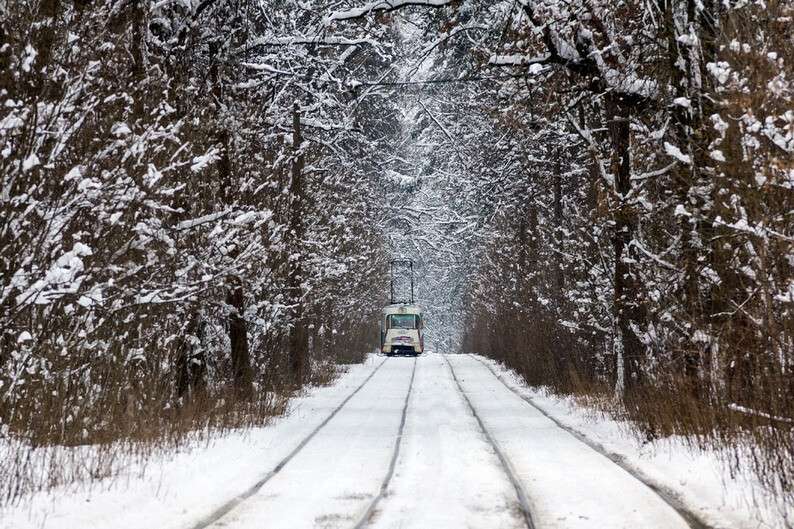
388, 314, 418, 329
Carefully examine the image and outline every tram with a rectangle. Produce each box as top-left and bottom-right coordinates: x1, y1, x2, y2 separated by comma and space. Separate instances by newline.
380, 259, 424, 356
381, 303, 423, 356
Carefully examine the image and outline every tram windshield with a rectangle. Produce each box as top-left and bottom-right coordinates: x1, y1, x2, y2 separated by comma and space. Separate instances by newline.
388, 314, 419, 329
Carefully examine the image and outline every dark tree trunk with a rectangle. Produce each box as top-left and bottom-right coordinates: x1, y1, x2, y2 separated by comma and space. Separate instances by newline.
129, 0, 146, 118
227, 279, 253, 399
31, 0, 60, 95
606, 95, 647, 399
664, 0, 718, 396
287, 102, 308, 385
552, 149, 565, 295
207, 38, 252, 397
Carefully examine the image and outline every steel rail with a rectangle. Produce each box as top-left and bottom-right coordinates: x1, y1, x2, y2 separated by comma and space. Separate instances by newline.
190, 357, 390, 529
352, 356, 418, 529
468, 353, 714, 529
443, 354, 537, 529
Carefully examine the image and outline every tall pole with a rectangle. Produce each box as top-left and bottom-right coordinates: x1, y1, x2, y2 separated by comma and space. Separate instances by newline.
390, 260, 394, 304
410, 261, 414, 304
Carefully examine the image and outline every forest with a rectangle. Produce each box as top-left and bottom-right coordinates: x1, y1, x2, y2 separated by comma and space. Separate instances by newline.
1, 0, 792, 513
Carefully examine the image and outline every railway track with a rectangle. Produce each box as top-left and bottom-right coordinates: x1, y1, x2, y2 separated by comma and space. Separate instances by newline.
189, 353, 713, 529
190, 357, 390, 529
351, 356, 418, 529
466, 353, 714, 529
443, 354, 537, 529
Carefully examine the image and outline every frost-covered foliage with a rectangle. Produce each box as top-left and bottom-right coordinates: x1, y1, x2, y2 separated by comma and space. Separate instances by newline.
1, 0, 792, 508
0, 0, 397, 501
329, 0, 794, 504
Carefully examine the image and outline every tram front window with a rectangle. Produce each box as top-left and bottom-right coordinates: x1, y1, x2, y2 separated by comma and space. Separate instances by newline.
388, 314, 418, 329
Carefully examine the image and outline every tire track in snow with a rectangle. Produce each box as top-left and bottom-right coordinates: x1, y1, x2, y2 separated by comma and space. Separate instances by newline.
189, 357, 390, 529
443, 354, 537, 529
352, 355, 418, 529
468, 353, 714, 529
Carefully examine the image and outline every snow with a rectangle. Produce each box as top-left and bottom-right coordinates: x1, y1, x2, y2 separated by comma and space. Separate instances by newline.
664, 142, 692, 164
21, 44, 37, 72
111, 122, 131, 137
240, 62, 292, 75
244, 36, 378, 47
22, 154, 40, 172
706, 62, 731, 84
326, 0, 454, 23
0, 357, 385, 529
488, 54, 549, 66
473, 355, 794, 529
529, 63, 545, 75
64, 166, 82, 180
727, 404, 794, 424
3, 354, 789, 529
190, 153, 218, 173
775, 282, 794, 303
449, 355, 689, 529
205, 359, 414, 529
370, 354, 518, 528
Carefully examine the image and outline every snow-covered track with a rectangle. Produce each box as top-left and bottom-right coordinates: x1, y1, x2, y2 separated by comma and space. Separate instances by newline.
189, 357, 390, 529
443, 354, 537, 529
468, 354, 714, 529
351, 356, 418, 529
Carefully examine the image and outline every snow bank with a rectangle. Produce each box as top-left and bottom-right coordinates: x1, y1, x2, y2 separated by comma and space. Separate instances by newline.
475, 355, 793, 529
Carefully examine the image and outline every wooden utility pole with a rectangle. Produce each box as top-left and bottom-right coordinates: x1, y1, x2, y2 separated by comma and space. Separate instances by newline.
288, 102, 308, 385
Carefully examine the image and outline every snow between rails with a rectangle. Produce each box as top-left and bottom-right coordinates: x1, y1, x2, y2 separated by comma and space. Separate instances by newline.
189, 358, 390, 529
443, 354, 537, 529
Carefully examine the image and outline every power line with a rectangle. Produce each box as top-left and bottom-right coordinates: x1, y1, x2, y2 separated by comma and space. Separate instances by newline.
351, 73, 533, 87
227, 57, 541, 90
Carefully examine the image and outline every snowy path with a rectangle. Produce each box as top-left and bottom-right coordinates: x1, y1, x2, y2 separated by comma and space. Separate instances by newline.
3, 353, 706, 529
202, 358, 416, 529
446, 354, 691, 529
367, 353, 522, 529
201, 353, 695, 529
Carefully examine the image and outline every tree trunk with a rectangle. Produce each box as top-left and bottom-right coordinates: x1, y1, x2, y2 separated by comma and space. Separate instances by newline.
664, 0, 718, 397
130, 0, 146, 118
30, 0, 60, 96
552, 148, 564, 295
175, 313, 206, 400
606, 95, 647, 400
287, 102, 308, 385
227, 279, 253, 399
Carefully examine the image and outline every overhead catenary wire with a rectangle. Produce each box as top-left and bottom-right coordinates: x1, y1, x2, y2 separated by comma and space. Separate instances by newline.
228, 58, 545, 89
349, 72, 538, 87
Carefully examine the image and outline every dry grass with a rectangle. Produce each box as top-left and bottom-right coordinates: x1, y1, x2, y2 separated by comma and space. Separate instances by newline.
0, 385, 290, 508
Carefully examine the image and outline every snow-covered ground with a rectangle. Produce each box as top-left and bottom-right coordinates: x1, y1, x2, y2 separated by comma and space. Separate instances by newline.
370, 353, 518, 528
1, 357, 386, 529
203, 357, 414, 529
473, 354, 793, 529
448, 354, 689, 529
2, 353, 785, 529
